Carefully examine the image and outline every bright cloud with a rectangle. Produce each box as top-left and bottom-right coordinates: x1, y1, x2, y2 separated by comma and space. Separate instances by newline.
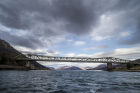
84, 45, 108, 51
91, 13, 120, 41
120, 31, 131, 37
91, 46, 140, 59
65, 53, 75, 57
63, 46, 140, 59
14, 45, 60, 56
74, 41, 86, 46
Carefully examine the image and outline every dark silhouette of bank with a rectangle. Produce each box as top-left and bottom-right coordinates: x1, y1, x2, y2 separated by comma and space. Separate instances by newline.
0, 39, 50, 70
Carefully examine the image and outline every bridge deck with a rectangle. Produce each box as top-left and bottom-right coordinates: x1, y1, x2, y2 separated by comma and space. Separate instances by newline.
14, 54, 139, 64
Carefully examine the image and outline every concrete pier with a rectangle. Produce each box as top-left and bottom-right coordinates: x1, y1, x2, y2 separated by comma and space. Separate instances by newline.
107, 63, 112, 71
26, 61, 31, 69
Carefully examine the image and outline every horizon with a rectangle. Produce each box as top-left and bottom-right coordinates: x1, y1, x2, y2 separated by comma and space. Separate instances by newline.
0, 0, 140, 68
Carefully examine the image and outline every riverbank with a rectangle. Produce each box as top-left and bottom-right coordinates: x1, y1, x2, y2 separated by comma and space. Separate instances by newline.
112, 65, 140, 72
112, 69, 140, 72
0, 65, 30, 70
0, 39, 51, 70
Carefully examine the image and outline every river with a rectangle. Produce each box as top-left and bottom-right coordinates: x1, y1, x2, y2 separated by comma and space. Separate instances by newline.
0, 70, 140, 93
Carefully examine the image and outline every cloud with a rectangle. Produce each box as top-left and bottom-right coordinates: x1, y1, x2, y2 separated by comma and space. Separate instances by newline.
0, 0, 98, 34
92, 46, 140, 60
88, 0, 140, 45
14, 45, 60, 56
67, 39, 73, 43
0, 30, 44, 49
0, 0, 101, 52
67, 39, 86, 46
62, 46, 140, 67
84, 45, 108, 51
64, 46, 140, 59
120, 31, 131, 37
113, 0, 140, 45
74, 41, 86, 46
65, 53, 75, 57
120, 26, 140, 45
0, 0, 140, 46
90, 11, 132, 41
0, 0, 140, 60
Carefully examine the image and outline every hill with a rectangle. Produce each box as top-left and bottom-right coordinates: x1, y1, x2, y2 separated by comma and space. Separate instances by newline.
133, 59, 140, 63
57, 66, 82, 70
0, 39, 50, 70
84, 64, 127, 71
82, 67, 94, 70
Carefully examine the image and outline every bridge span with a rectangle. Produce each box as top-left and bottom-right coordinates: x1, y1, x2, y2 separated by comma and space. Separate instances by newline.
15, 54, 138, 71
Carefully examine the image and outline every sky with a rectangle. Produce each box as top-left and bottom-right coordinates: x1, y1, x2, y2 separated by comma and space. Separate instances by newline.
0, 0, 140, 68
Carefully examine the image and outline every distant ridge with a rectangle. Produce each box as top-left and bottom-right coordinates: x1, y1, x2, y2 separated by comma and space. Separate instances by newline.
57, 66, 82, 70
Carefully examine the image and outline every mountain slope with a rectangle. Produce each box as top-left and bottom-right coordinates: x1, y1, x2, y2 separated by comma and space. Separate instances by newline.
57, 66, 82, 70
0, 39, 50, 70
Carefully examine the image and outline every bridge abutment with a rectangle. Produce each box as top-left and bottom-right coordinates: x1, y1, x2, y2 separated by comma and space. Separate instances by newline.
107, 63, 112, 71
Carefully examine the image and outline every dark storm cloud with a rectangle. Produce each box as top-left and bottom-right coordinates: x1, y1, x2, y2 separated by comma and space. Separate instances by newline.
52, 0, 96, 34
0, 0, 99, 49
0, 31, 44, 49
120, 22, 140, 45
0, 0, 140, 50
0, 0, 97, 34
0, 3, 31, 29
114, 0, 140, 45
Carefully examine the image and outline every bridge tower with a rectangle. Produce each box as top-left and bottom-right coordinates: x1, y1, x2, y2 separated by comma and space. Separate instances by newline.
107, 63, 112, 71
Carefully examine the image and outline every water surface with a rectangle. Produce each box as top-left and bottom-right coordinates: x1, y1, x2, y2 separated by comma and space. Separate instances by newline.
0, 70, 140, 93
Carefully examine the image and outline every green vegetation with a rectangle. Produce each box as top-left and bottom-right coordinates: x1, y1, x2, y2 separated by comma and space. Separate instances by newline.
0, 55, 15, 65
113, 63, 140, 71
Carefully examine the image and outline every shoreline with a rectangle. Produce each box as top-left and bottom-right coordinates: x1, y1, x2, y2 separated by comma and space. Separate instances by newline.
0, 65, 30, 70
112, 70, 140, 72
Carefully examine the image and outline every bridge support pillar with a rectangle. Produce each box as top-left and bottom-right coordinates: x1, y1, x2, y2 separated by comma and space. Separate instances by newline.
107, 63, 112, 71
26, 61, 30, 69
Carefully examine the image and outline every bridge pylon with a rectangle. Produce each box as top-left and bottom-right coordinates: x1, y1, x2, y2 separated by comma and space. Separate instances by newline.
107, 63, 112, 71
26, 61, 31, 69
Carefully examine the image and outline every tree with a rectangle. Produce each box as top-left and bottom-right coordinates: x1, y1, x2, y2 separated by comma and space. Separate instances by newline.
127, 63, 133, 69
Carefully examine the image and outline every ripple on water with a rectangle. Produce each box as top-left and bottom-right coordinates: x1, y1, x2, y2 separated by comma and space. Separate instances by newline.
49, 90, 68, 93
0, 70, 140, 93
